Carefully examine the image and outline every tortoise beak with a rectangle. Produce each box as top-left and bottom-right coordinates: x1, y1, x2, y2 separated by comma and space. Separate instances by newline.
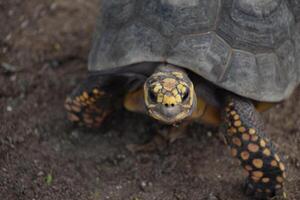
149, 103, 194, 124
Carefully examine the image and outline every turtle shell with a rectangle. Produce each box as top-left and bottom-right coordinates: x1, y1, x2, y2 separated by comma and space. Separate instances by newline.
88, 0, 300, 102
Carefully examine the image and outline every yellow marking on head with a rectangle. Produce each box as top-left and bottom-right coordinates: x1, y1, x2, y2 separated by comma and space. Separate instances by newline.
172, 89, 178, 96
153, 84, 162, 93
152, 72, 167, 77
157, 93, 164, 103
185, 84, 194, 108
162, 78, 177, 91
177, 83, 187, 94
162, 95, 177, 105
172, 72, 184, 79
175, 95, 182, 103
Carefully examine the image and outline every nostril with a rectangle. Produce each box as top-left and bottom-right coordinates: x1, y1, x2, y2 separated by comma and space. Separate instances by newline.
165, 103, 169, 107
171, 103, 175, 107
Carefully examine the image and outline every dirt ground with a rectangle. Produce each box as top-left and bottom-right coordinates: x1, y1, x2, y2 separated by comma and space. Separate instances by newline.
0, 1, 300, 200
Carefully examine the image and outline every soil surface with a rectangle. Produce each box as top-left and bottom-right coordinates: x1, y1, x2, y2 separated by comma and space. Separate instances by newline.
1, 1, 300, 200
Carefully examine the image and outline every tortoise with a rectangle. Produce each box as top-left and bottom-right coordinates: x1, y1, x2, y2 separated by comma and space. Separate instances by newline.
65, 0, 300, 199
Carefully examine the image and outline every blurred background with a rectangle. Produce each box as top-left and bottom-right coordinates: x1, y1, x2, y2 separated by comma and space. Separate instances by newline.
0, 0, 300, 199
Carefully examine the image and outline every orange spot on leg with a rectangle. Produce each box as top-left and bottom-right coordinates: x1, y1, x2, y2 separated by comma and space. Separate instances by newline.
68, 113, 80, 122
252, 159, 264, 169
248, 143, 259, 153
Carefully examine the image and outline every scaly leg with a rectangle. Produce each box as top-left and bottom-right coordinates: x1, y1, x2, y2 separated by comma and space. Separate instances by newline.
65, 82, 114, 128
223, 94, 286, 199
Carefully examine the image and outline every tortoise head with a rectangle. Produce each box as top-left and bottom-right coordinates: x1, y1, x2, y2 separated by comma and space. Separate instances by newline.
144, 64, 197, 124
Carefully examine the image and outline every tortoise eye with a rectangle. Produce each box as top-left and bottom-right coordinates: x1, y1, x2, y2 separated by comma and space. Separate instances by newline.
148, 90, 157, 102
182, 88, 190, 101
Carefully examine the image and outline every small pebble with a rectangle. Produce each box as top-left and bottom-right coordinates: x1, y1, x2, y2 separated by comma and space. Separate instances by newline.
139, 181, 152, 192
5, 34, 12, 41
71, 130, 79, 139
207, 193, 218, 200
37, 171, 44, 177
21, 20, 29, 29
50, 3, 57, 11
6, 106, 13, 112
207, 131, 212, 137
8, 10, 14, 16
116, 185, 122, 190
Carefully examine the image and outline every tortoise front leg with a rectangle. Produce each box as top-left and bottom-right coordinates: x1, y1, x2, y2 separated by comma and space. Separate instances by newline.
64, 78, 114, 128
65, 73, 145, 128
222, 94, 286, 199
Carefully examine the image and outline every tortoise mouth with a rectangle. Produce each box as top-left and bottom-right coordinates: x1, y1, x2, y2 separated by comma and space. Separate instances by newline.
147, 103, 195, 125
149, 110, 189, 124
